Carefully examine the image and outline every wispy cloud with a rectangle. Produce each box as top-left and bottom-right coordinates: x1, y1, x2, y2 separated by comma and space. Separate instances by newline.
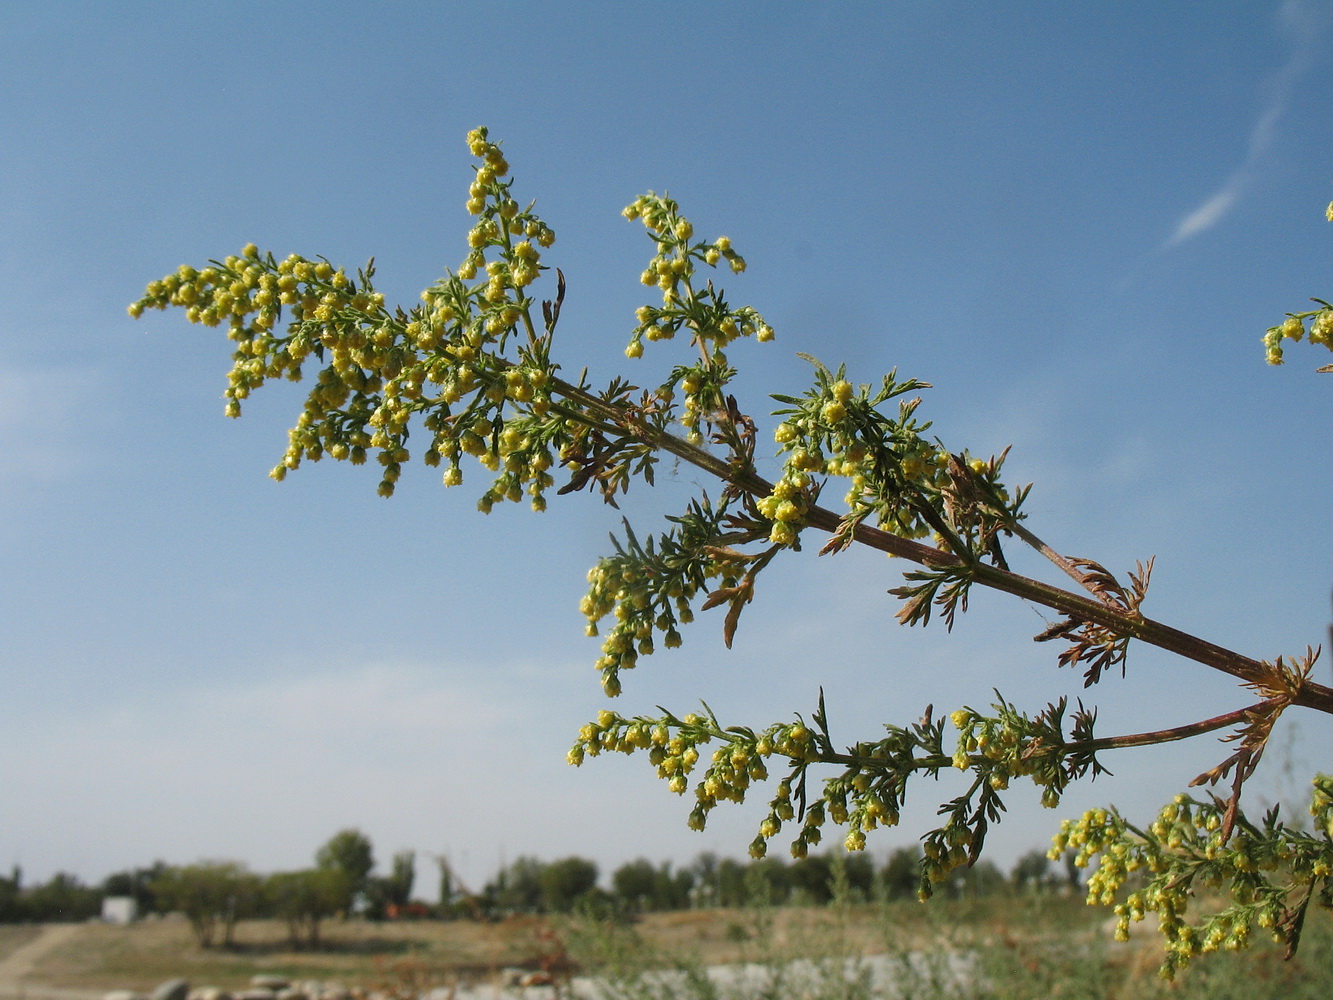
0, 363, 101, 498
1164, 0, 1324, 248
1171, 187, 1242, 246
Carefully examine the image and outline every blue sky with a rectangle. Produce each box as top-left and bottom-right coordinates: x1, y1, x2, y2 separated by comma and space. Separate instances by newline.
2, 2, 1331, 896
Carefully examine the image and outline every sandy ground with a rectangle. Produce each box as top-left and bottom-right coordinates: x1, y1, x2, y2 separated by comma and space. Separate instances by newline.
0, 922, 968, 1000
0, 925, 101, 1000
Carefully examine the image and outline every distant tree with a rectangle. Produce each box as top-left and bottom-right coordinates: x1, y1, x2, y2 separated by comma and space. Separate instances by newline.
944, 858, 1006, 899
101, 871, 134, 898
612, 859, 692, 912
788, 854, 834, 905
611, 858, 657, 912
652, 861, 694, 911
1011, 849, 1054, 893
437, 856, 453, 908
787, 852, 875, 904
715, 857, 751, 907
434, 856, 484, 919
152, 862, 259, 948
881, 847, 923, 901
690, 852, 720, 907
0, 867, 21, 923
315, 828, 375, 911
486, 856, 545, 914
1062, 849, 1081, 891
385, 849, 415, 908
539, 856, 599, 913
365, 849, 416, 919
21, 872, 100, 922
265, 868, 349, 949
744, 858, 790, 906
836, 852, 876, 901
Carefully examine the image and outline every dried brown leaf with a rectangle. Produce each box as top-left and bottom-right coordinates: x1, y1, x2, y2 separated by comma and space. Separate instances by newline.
700, 586, 741, 612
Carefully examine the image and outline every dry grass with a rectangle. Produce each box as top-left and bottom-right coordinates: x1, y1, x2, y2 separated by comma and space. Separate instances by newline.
24, 916, 548, 992
0, 925, 43, 964
14, 897, 1108, 993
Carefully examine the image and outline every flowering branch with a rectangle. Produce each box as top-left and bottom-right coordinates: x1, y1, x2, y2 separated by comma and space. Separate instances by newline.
131, 127, 1331, 977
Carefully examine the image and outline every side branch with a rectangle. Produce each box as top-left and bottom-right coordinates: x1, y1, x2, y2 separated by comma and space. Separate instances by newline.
818, 509, 1333, 715
549, 374, 1333, 716
803, 699, 1277, 774
1058, 699, 1281, 754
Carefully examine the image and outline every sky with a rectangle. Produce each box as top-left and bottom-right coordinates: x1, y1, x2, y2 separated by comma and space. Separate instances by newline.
1, 1, 1331, 899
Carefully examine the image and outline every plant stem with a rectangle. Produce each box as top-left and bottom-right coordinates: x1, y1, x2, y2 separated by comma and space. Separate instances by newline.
542, 372, 1333, 719
1059, 700, 1279, 753
1008, 521, 1118, 605
799, 702, 1274, 773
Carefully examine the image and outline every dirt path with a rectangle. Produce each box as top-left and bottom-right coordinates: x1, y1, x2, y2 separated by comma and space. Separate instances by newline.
0, 925, 101, 1000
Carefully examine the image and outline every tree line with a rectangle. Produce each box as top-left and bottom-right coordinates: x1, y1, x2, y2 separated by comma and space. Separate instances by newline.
2, 828, 1077, 947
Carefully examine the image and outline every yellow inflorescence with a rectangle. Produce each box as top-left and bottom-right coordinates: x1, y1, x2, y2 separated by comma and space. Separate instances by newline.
129, 127, 560, 507
1262, 202, 1333, 366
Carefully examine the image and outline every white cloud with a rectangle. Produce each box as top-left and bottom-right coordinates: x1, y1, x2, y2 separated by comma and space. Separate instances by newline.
1170, 186, 1241, 246
1164, 0, 1323, 248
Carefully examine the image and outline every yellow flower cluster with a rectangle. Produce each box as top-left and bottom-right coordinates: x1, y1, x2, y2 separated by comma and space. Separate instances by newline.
787, 762, 904, 863
1048, 782, 1333, 979
1310, 772, 1333, 836
130, 127, 568, 508
1262, 310, 1333, 365
131, 248, 387, 428
764, 370, 983, 549
917, 824, 978, 893
569, 710, 824, 857
948, 707, 1049, 798
620, 194, 773, 435
571, 700, 984, 876
755, 474, 812, 546
1262, 203, 1333, 366
580, 537, 745, 695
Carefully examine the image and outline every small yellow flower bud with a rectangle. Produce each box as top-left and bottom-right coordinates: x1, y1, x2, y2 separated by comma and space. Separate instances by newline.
820, 401, 847, 424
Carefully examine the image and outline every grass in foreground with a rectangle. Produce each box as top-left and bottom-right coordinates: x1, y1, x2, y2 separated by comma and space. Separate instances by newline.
10, 897, 1333, 999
